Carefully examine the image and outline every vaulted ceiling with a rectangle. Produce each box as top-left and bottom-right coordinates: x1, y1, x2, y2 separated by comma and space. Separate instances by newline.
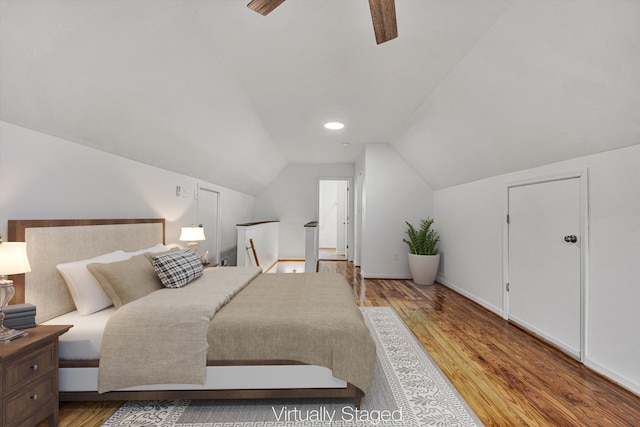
1, 0, 639, 195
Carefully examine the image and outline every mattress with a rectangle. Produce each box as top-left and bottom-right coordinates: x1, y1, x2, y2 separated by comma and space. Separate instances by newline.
42, 307, 114, 360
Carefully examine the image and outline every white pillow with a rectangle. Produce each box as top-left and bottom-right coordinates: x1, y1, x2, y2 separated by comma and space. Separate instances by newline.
57, 244, 168, 315
57, 250, 131, 315
124, 243, 168, 257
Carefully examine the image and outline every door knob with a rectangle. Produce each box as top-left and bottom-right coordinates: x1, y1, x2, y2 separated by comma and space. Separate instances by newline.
564, 235, 577, 243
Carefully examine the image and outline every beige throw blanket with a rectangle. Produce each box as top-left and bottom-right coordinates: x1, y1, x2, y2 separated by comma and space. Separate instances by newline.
208, 272, 377, 394
98, 266, 261, 393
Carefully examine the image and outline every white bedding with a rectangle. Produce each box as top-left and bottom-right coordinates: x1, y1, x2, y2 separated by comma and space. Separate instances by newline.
42, 307, 114, 360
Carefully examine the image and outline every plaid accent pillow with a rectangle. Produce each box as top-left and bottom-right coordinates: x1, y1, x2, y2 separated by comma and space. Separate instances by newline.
151, 249, 203, 288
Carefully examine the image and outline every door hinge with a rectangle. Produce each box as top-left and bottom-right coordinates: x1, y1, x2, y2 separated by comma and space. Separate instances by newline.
506, 282, 510, 292
506, 214, 510, 224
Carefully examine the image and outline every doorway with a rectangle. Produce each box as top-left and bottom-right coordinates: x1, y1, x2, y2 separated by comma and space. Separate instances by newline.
318, 179, 350, 261
354, 171, 363, 267
196, 185, 221, 265
504, 170, 588, 360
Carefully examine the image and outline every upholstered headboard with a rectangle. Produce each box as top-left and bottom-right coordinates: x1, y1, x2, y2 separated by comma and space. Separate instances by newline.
7, 219, 165, 323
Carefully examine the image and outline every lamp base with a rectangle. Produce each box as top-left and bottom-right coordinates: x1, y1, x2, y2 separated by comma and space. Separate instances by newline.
0, 327, 28, 344
1, 278, 26, 343
187, 242, 199, 253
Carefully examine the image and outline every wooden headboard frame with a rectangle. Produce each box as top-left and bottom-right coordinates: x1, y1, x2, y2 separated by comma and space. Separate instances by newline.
7, 219, 165, 322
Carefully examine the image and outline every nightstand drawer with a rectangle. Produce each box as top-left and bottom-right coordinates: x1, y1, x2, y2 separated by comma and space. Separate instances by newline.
3, 374, 56, 426
3, 342, 55, 394
1, 325, 71, 427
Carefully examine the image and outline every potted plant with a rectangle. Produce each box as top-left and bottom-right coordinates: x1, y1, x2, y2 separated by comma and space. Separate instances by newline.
403, 217, 441, 285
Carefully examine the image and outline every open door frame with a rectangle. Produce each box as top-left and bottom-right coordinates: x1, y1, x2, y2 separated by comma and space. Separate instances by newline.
317, 177, 353, 262
196, 184, 222, 265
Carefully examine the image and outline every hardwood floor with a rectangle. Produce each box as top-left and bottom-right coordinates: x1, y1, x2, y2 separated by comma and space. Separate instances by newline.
319, 247, 347, 261
40, 261, 640, 426
322, 260, 640, 426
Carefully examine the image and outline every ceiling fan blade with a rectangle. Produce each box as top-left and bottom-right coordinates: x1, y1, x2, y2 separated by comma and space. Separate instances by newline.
247, 0, 287, 16
368, 0, 398, 44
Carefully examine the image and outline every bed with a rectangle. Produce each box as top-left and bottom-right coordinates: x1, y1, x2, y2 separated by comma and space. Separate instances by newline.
7, 218, 375, 407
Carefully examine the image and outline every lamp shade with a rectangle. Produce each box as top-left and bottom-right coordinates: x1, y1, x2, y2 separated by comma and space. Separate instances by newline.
179, 226, 206, 242
0, 242, 32, 275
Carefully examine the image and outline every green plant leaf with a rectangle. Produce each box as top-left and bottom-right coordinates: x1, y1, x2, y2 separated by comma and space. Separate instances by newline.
403, 217, 440, 255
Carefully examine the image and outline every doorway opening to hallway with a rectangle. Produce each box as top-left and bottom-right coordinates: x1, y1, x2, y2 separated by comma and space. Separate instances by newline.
318, 179, 350, 261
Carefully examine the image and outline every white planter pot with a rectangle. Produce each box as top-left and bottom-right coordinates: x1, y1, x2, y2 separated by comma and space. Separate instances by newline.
408, 253, 441, 285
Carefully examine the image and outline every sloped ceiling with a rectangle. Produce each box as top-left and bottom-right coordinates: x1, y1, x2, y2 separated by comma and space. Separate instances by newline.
394, 0, 640, 189
1, 0, 638, 195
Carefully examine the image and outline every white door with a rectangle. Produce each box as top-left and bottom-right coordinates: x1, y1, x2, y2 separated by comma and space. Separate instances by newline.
507, 177, 582, 357
336, 181, 348, 256
354, 172, 363, 266
197, 187, 220, 265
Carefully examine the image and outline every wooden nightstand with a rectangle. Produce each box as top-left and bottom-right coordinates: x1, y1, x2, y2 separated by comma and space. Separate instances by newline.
1, 325, 72, 427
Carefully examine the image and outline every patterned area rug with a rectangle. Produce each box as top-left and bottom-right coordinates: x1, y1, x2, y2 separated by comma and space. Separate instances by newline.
102, 307, 483, 426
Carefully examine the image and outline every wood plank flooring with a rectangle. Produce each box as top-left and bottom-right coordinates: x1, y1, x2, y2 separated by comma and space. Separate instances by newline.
39, 261, 640, 426
323, 261, 640, 426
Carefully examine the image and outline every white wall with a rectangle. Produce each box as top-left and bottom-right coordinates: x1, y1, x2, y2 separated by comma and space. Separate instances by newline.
0, 121, 255, 263
434, 144, 640, 394
253, 163, 355, 260
359, 144, 435, 278
236, 222, 279, 270
433, 178, 504, 312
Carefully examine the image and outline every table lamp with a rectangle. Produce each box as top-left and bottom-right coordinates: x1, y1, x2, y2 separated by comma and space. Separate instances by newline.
0, 236, 32, 343
179, 225, 206, 255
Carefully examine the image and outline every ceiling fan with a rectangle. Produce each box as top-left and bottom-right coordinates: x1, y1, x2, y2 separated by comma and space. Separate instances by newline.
247, 0, 398, 45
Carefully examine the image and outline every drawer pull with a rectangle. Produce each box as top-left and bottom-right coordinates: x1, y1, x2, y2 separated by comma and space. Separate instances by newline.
31, 394, 38, 401
31, 363, 38, 371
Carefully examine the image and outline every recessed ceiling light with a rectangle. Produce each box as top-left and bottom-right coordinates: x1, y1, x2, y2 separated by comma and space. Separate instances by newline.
324, 122, 345, 130
342, 142, 350, 148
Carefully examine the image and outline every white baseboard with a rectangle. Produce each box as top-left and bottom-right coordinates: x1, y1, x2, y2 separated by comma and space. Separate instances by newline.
435, 275, 640, 397
585, 359, 640, 396
361, 271, 412, 280
436, 274, 503, 318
